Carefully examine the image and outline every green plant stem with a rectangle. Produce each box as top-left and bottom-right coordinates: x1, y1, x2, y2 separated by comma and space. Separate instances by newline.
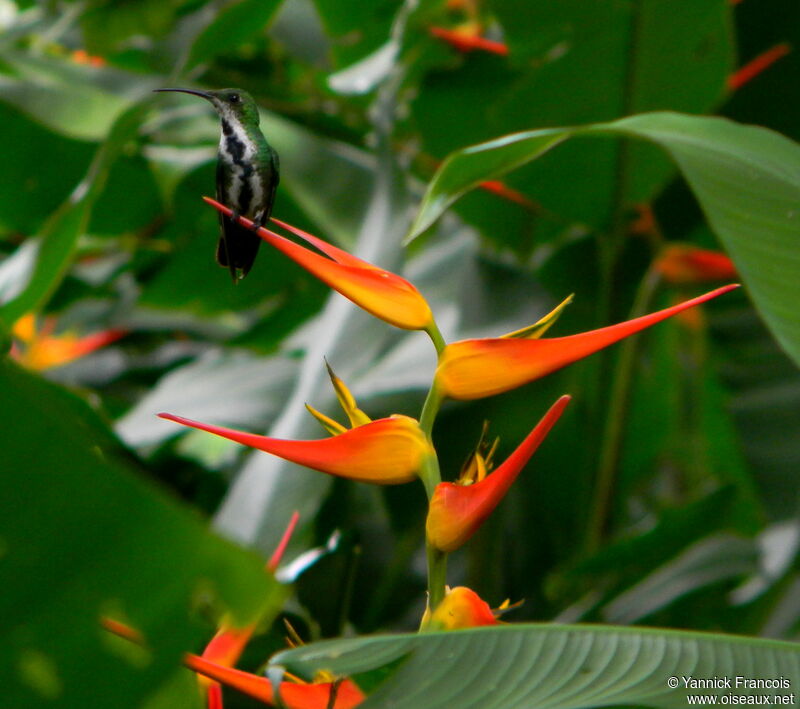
585, 267, 662, 553
419, 383, 443, 441
426, 544, 448, 614
418, 450, 441, 502
418, 380, 448, 619
425, 320, 447, 355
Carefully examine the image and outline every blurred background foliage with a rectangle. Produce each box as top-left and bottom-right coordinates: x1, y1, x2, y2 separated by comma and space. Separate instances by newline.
1, 0, 799, 706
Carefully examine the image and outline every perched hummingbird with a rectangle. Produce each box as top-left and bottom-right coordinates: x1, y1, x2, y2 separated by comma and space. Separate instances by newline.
154, 87, 280, 281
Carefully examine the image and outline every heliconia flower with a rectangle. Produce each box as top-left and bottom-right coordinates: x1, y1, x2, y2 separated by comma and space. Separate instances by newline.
186, 654, 365, 708
204, 197, 434, 331
429, 26, 509, 56
424, 586, 506, 630
102, 619, 364, 708
199, 512, 300, 707
159, 412, 430, 485
435, 284, 739, 400
71, 48, 106, 67
654, 245, 737, 285
426, 395, 570, 552
11, 313, 124, 371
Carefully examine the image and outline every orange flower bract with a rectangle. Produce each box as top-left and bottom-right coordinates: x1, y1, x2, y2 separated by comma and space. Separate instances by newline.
159, 413, 430, 485
205, 198, 434, 331
426, 587, 500, 630
427, 395, 570, 552
435, 284, 738, 400
186, 655, 365, 709
654, 245, 737, 284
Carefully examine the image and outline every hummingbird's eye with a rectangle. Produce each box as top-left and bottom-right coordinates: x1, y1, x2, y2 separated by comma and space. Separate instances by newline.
229, 93, 240, 103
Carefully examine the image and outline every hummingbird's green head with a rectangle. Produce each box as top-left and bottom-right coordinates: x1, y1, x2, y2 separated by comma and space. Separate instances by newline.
154, 87, 260, 126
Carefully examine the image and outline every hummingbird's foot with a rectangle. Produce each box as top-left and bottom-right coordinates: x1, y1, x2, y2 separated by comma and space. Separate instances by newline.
249, 215, 266, 232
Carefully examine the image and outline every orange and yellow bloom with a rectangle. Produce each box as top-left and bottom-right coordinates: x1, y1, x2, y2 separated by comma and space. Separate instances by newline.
204, 197, 434, 331
199, 512, 300, 708
427, 395, 570, 552
654, 245, 737, 284
103, 618, 364, 708
429, 26, 509, 56
186, 654, 365, 708
424, 586, 506, 630
435, 284, 738, 400
159, 412, 431, 485
11, 313, 124, 371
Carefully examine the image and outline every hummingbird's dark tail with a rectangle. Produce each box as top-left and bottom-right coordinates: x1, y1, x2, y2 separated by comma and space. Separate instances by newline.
216, 217, 262, 281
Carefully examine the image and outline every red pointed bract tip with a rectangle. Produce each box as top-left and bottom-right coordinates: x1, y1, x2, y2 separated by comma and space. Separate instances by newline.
200, 512, 301, 699
159, 412, 429, 485
435, 284, 739, 400
203, 197, 433, 331
478, 180, 536, 209
186, 654, 365, 708
268, 510, 300, 572
728, 43, 792, 90
427, 395, 570, 552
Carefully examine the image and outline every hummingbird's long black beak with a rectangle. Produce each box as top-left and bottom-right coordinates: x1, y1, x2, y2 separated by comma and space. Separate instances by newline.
153, 88, 214, 100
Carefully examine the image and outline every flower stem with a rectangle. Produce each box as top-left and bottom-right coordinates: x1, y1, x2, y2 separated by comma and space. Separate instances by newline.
418, 450, 441, 501
419, 383, 443, 441
425, 320, 447, 356
585, 266, 661, 553
418, 380, 447, 617
426, 544, 448, 612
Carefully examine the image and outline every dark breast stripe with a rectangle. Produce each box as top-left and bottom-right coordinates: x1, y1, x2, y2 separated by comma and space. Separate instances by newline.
220, 119, 255, 214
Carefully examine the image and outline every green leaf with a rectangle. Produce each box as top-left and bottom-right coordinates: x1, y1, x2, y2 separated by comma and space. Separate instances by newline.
0, 101, 148, 323
270, 624, 800, 709
0, 102, 93, 235
407, 112, 800, 366
410, 0, 732, 249
186, 0, 284, 70
0, 356, 276, 708
80, 0, 185, 56
116, 350, 298, 448
0, 52, 146, 141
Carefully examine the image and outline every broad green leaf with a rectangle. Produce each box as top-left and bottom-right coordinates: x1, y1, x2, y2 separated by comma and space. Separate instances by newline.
0, 102, 93, 235
601, 533, 757, 624
312, 0, 399, 67
709, 292, 800, 519
0, 357, 276, 708
410, 0, 732, 250
79, 0, 185, 56
270, 624, 800, 709
0, 101, 149, 323
407, 112, 800, 365
186, 0, 284, 70
0, 52, 147, 141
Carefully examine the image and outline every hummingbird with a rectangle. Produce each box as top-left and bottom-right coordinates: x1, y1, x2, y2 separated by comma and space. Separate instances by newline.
154, 87, 280, 281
